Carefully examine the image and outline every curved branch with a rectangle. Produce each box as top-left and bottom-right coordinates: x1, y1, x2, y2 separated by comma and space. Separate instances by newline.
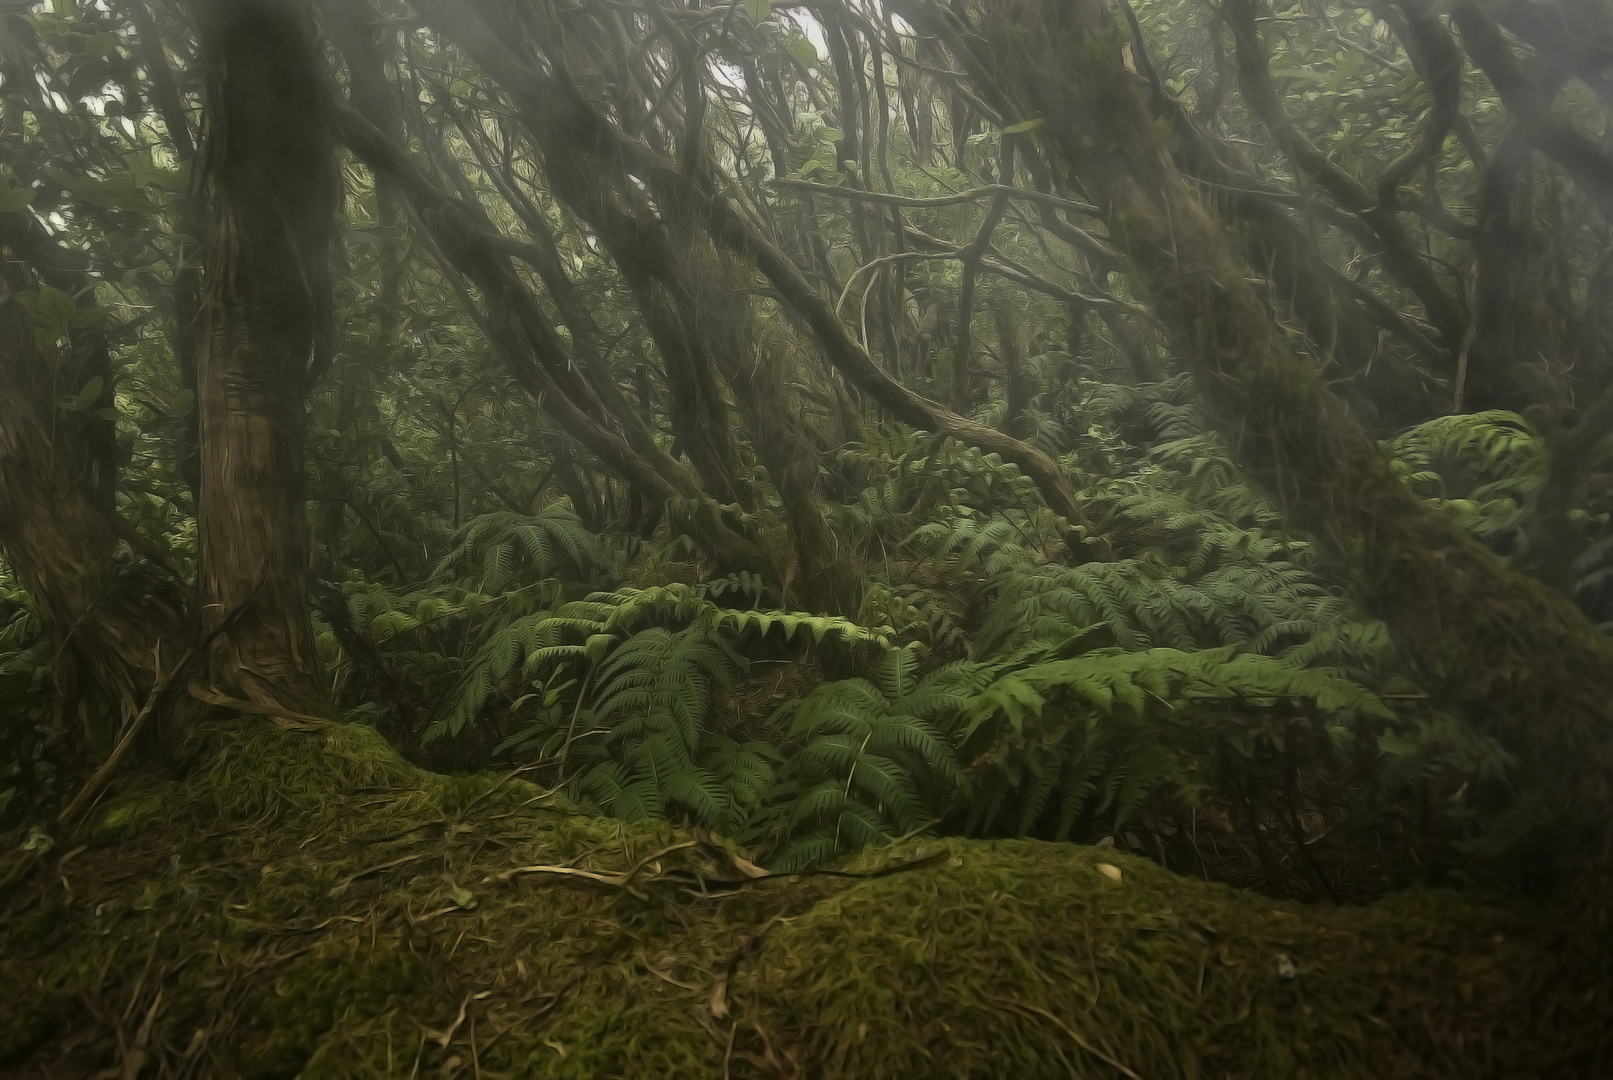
1224, 0, 1467, 349
1453, 0, 1613, 224
331, 102, 769, 574
771, 178, 1099, 216
1375, 0, 1465, 211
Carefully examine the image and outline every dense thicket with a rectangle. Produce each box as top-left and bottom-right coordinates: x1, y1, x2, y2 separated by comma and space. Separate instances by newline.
2, 0, 1613, 1073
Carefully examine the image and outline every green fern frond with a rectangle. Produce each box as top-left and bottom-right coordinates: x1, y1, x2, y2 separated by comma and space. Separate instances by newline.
581, 760, 664, 822
877, 646, 922, 700
768, 830, 844, 873
432, 507, 605, 589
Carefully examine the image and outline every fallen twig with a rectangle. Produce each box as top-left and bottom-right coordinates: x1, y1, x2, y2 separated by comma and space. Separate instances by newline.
486, 840, 698, 897
58, 645, 196, 836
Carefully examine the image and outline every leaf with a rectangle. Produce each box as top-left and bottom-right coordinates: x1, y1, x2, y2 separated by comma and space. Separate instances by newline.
1271, 67, 1327, 84
786, 35, 817, 68
69, 304, 108, 329
0, 184, 34, 213
743, 0, 770, 24
1001, 117, 1044, 134
76, 375, 104, 406
1096, 862, 1122, 882
36, 286, 76, 329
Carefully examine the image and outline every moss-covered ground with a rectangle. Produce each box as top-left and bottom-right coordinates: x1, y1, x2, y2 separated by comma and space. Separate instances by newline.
1, 721, 1607, 1078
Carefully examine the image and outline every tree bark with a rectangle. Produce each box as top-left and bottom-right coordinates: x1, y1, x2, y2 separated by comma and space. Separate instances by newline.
188, 0, 336, 712
0, 214, 186, 746
512, 116, 857, 611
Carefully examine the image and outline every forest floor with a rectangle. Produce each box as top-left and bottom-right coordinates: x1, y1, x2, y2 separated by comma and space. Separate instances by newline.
0, 720, 1608, 1079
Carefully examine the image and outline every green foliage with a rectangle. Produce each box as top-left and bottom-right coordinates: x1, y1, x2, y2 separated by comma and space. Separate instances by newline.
777, 625, 1401, 862
952, 645, 1392, 841
421, 574, 900, 849
431, 508, 608, 590
1389, 411, 1548, 548
771, 647, 969, 869
288, 376, 1544, 882
906, 505, 1064, 576
1389, 411, 1613, 616
4, 0, 1599, 907
978, 558, 1388, 670
570, 626, 754, 832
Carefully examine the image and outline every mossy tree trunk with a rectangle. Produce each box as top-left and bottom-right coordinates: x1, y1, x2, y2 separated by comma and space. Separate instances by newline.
0, 214, 187, 748
518, 110, 860, 612
187, 0, 336, 713
938, 0, 1613, 877
671, 242, 862, 614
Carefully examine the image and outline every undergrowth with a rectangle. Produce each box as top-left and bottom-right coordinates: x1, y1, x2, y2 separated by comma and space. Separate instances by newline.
278, 380, 1573, 893
2, 379, 1599, 895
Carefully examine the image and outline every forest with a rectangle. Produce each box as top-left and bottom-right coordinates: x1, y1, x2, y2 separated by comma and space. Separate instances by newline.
1, 0, 1612, 1074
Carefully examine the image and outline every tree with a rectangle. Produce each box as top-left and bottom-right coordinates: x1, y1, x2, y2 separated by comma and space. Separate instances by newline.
186, 0, 337, 713
0, 211, 184, 753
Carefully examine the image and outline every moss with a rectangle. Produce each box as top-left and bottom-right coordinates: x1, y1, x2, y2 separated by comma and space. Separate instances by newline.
91, 793, 164, 841
1, 722, 1605, 1077
239, 934, 430, 1078
746, 841, 1569, 1078
203, 723, 429, 825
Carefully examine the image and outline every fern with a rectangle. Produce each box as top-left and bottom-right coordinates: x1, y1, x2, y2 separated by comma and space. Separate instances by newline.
314, 372, 1567, 886
555, 623, 749, 833
589, 626, 745, 749
856, 582, 967, 654
1390, 411, 1546, 501
950, 647, 1393, 841
431, 507, 606, 590
906, 507, 1061, 576
770, 648, 971, 860
1385, 412, 1547, 552
471, 580, 909, 845
1386, 412, 1613, 592
977, 559, 1386, 675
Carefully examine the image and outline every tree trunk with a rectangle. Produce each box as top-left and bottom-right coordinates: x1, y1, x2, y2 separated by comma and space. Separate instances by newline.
998, 303, 1032, 440
0, 215, 186, 746
512, 111, 857, 611
188, 0, 336, 713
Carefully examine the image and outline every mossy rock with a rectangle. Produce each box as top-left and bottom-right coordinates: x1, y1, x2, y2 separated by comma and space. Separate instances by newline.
0, 722, 1606, 1077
